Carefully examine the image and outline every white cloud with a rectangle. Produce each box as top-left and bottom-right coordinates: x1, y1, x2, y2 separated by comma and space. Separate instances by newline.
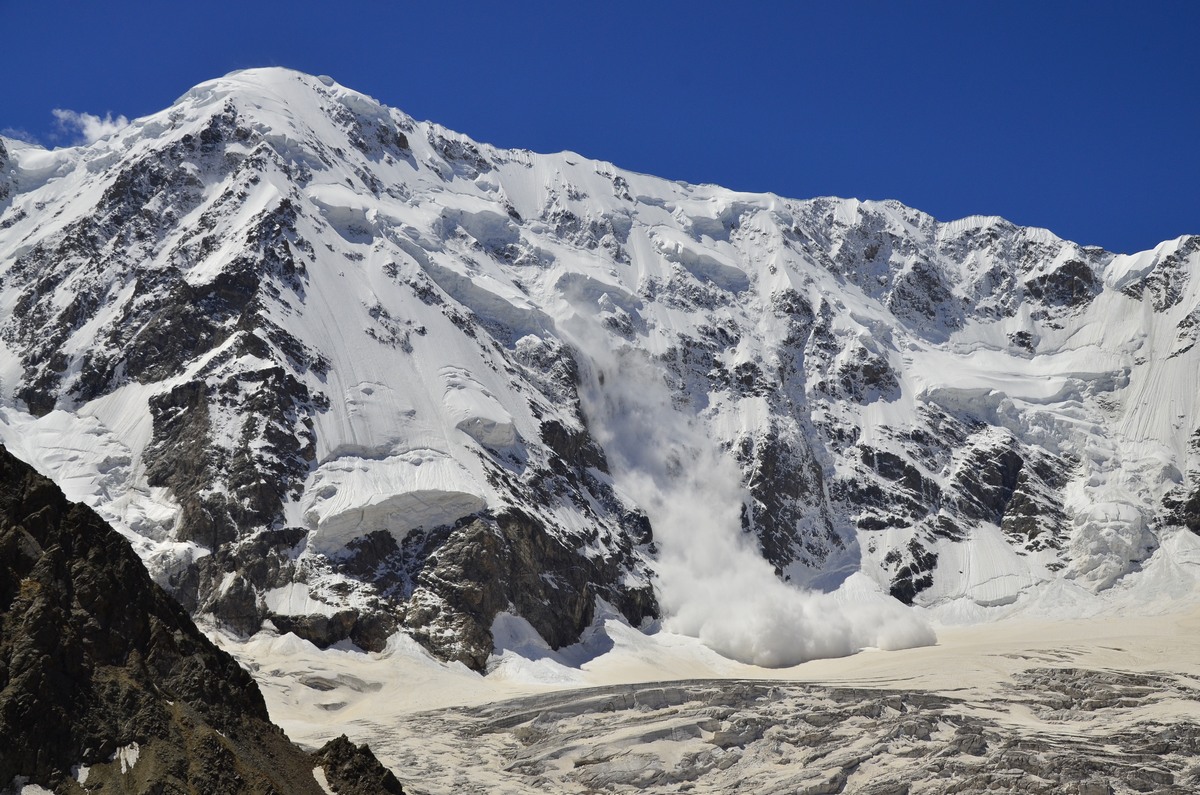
0, 127, 37, 144
52, 108, 129, 145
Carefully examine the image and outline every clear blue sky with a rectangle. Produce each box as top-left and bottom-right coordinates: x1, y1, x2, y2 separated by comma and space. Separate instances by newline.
2, 1, 1196, 253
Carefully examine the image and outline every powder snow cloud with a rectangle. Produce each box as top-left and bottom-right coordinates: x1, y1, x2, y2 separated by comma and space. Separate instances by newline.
564, 314, 937, 667
52, 108, 129, 145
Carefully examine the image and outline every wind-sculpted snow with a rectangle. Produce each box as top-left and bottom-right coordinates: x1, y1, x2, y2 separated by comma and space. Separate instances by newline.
302, 450, 489, 552
1, 67, 1199, 670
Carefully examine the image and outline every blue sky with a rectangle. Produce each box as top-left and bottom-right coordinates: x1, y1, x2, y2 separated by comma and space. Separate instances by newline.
2, 1, 1196, 253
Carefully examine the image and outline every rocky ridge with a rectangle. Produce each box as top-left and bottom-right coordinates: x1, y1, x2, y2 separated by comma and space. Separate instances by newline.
0, 443, 402, 794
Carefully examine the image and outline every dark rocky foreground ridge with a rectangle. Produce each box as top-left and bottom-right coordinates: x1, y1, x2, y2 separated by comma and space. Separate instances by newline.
0, 444, 403, 794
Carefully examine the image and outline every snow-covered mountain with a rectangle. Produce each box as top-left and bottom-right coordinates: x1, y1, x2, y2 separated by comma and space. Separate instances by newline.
2, 68, 1198, 669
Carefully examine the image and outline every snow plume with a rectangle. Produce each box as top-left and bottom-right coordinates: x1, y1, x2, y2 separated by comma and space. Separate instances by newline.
52, 108, 129, 144
0, 127, 37, 144
566, 321, 935, 667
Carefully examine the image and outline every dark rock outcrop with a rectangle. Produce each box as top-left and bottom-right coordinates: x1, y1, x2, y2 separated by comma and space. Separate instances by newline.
402, 508, 656, 669
0, 139, 11, 204
0, 445, 401, 793
314, 735, 405, 795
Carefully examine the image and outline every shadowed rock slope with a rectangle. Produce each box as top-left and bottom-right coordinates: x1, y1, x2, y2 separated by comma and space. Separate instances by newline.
0, 444, 402, 794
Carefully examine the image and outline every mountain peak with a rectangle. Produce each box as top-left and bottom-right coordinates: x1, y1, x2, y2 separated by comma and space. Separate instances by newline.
180, 67, 386, 114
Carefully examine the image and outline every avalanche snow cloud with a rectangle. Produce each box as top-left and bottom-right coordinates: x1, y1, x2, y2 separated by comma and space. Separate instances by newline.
570, 321, 935, 665
1, 67, 1199, 670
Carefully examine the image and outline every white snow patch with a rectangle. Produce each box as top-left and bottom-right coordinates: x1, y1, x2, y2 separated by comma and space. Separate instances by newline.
111, 742, 140, 774
442, 367, 517, 448
487, 613, 588, 686
919, 524, 1049, 609
650, 230, 750, 292
264, 583, 342, 618
313, 767, 335, 795
303, 449, 487, 552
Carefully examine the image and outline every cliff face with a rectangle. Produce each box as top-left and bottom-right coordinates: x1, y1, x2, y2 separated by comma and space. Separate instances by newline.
0, 444, 401, 794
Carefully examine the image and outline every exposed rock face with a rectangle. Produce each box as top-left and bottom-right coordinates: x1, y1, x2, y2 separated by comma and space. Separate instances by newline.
1, 68, 1199, 668
400, 509, 655, 669
0, 445, 400, 793
0, 140, 11, 204
314, 735, 405, 795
